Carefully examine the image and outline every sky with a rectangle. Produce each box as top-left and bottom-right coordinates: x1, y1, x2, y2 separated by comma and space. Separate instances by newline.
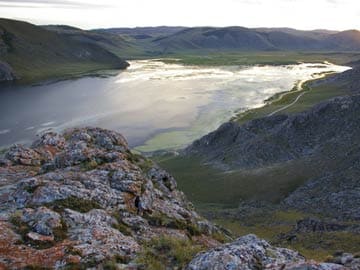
0, 0, 359, 30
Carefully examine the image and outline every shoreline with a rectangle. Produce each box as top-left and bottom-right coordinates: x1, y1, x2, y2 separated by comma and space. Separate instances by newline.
231, 69, 348, 124
0, 65, 129, 87
145, 68, 349, 156
0, 61, 349, 154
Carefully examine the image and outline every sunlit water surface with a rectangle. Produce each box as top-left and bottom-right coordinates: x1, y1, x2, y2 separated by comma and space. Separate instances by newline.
0, 60, 350, 152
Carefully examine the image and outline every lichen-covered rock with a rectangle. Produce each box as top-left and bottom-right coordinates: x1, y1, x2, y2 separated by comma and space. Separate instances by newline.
63, 209, 140, 263
6, 145, 42, 166
282, 262, 347, 270
21, 207, 62, 236
0, 127, 222, 269
187, 234, 360, 270
187, 234, 305, 270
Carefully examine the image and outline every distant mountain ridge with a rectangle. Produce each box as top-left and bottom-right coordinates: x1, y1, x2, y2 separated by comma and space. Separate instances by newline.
147, 26, 360, 52
1, 17, 360, 83
97, 26, 186, 38
67, 24, 360, 53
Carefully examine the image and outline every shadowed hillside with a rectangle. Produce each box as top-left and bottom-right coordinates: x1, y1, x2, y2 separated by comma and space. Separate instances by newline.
0, 18, 129, 82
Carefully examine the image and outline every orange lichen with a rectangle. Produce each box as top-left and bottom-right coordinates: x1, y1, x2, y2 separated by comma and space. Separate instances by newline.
0, 221, 77, 269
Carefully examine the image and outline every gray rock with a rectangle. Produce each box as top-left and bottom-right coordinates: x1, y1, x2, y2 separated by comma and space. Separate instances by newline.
148, 167, 177, 192
21, 207, 62, 236
64, 208, 140, 263
6, 145, 42, 166
187, 234, 305, 270
294, 218, 348, 233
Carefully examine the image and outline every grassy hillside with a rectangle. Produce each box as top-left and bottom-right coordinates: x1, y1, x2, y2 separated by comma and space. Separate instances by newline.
155, 156, 317, 207
150, 26, 360, 53
0, 18, 129, 83
90, 26, 360, 59
97, 26, 186, 38
153, 27, 275, 51
44, 25, 148, 59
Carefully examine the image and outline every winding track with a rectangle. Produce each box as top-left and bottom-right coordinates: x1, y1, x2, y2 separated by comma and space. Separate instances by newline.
267, 91, 306, 116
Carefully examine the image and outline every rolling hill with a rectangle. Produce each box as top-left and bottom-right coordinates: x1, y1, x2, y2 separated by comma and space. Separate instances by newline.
97, 26, 186, 39
323, 30, 360, 51
89, 25, 360, 55
149, 26, 360, 52
0, 18, 129, 83
42, 25, 144, 58
152, 27, 275, 51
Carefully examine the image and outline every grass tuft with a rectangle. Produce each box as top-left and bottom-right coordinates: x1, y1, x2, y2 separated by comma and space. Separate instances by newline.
46, 196, 102, 213
136, 236, 203, 270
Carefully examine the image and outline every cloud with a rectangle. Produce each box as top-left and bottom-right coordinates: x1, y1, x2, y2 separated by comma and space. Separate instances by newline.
0, 0, 358, 30
0, 0, 108, 8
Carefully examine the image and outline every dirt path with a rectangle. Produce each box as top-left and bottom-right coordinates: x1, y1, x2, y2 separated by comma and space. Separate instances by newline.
267, 91, 306, 116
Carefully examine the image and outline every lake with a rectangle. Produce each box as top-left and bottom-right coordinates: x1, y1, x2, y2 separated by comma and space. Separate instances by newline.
0, 60, 350, 152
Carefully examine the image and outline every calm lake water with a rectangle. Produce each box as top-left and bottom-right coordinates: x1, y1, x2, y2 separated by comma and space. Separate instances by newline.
0, 60, 350, 152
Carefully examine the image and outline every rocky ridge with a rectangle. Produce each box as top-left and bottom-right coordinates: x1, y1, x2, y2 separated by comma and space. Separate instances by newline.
0, 127, 358, 269
0, 127, 223, 269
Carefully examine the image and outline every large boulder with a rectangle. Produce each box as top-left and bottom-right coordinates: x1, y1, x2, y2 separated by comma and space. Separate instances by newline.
187, 234, 355, 270
187, 234, 304, 270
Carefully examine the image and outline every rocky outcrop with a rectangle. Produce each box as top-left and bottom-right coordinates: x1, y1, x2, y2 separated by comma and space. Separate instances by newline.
185, 94, 360, 220
0, 60, 17, 81
311, 66, 360, 91
0, 127, 224, 269
294, 218, 349, 233
327, 252, 360, 270
186, 95, 360, 170
187, 234, 352, 270
282, 155, 360, 220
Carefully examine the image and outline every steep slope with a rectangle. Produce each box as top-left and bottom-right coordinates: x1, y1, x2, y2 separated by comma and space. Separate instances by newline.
186, 95, 360, 169
184, 79, 360, 220
0, 18, 129, 82
0, 127, 225, 269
